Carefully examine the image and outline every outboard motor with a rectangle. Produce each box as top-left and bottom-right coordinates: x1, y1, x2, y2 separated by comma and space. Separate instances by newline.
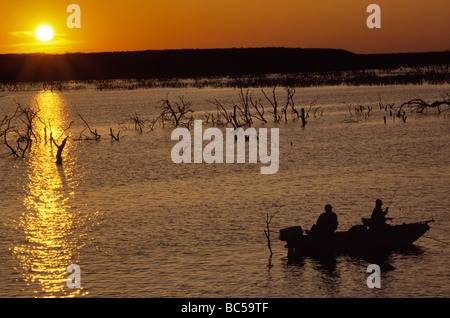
279, 226, 303, 257
279, 226, 303, 242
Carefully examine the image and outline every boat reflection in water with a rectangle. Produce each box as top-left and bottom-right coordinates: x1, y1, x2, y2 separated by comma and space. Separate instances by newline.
11, 91, 88, 297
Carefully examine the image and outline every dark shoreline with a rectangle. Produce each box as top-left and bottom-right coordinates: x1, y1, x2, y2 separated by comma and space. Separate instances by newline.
1, 47, 449, 85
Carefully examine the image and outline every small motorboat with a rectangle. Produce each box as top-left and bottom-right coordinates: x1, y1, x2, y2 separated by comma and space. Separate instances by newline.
279, 219, 433, 258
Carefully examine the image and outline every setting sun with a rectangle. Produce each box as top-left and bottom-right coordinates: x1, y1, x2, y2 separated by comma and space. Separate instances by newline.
35, 25, 54, 42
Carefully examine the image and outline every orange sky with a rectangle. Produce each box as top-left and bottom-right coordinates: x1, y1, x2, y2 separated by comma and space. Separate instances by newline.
1, 0, 449, 54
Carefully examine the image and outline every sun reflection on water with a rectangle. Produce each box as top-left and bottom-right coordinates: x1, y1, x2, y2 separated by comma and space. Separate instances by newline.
11, 91, 88, 297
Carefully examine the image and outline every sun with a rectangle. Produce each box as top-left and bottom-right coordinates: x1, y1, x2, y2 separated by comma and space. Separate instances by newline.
35, 25, 54, 42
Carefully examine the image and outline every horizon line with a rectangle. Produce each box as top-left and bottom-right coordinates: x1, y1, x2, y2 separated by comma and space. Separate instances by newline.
2, 46, 450, 56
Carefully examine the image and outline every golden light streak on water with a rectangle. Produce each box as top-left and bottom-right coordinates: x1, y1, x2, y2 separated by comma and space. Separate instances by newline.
11, 91, 87, 297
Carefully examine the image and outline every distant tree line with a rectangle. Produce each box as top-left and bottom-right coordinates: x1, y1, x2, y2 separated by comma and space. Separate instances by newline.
0, 47, 449, 84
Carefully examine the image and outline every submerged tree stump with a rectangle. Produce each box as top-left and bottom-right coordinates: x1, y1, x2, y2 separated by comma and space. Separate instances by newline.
52, 136, 68, 165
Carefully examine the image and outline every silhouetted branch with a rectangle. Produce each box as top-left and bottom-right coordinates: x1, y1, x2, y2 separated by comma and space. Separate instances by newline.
281, 88, 293, 123
305, 97, 321, 118
250, 95, 267, 123
160, 94, 194, 126
129, 113, 146, 133
233, 88, 253, 126
76, 113, 101, 141
109, 128, 120, 141
262, 87, 281, 123
344, 102, 353, 117
208, 98, 242, 129
0, 102, 40, 158
400, 97, 450, 113
263, 206, 283, 258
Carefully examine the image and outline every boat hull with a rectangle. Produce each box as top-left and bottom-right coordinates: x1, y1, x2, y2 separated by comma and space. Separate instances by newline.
279, 221, 432, 257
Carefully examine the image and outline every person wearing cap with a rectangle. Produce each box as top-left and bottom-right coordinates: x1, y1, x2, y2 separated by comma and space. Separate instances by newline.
370, 199, 389, 230
312, 204, 339, 238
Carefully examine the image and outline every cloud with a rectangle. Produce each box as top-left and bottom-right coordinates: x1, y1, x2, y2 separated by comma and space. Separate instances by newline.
8, 30, 78, 53
9, 30, 35, 38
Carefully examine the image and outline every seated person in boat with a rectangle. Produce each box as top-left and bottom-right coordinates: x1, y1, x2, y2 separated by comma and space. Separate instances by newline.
310, 204, 338, 238
370, 199, 389, 230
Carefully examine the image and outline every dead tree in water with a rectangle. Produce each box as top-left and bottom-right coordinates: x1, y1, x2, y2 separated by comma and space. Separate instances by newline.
129, 113, 146, 133
76, 114, 101, 141
0, 103, 39, 158
263, 206, 283, 258
400, 96, 450, 114
261, 86, 296, 123
160, 94, 194, 126
233, 88, 253, 126
250, 95, 267, 124
305, 97, 321, 117
300, 108, 307, 127
286, 87, 300, 120
1, 103, 75, 162
281, 87, 294, 123
396, 109, 407, 123
345, 102, 354, 117
109, 128, 121, 141
1, 113, 20, 157
205, 112, 224, 127
297, 96, 323, 127
208, 98, 242, 129
51, 136, 68, 165
262, 87, 282, 123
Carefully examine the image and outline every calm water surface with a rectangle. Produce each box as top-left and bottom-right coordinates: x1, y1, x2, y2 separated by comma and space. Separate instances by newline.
0, 84, 449, 297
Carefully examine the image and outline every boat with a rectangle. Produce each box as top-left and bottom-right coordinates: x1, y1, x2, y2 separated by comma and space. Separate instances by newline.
279, 218, 433, 258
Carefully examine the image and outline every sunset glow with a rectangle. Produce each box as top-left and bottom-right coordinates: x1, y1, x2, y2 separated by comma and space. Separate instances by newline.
1, 0, 449, 54
0, 0, 448, 303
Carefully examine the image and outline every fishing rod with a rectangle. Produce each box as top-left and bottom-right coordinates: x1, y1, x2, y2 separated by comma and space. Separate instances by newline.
386, 189, 397, 208
421, 219, 448, 245
423, 235, 449, 245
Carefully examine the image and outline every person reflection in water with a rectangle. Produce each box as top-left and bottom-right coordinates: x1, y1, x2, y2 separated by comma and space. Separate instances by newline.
370, 199, 389, 230
311, 204, 338, 239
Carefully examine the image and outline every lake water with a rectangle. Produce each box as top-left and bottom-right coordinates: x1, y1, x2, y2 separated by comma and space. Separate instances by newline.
0, 84, 449, 298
